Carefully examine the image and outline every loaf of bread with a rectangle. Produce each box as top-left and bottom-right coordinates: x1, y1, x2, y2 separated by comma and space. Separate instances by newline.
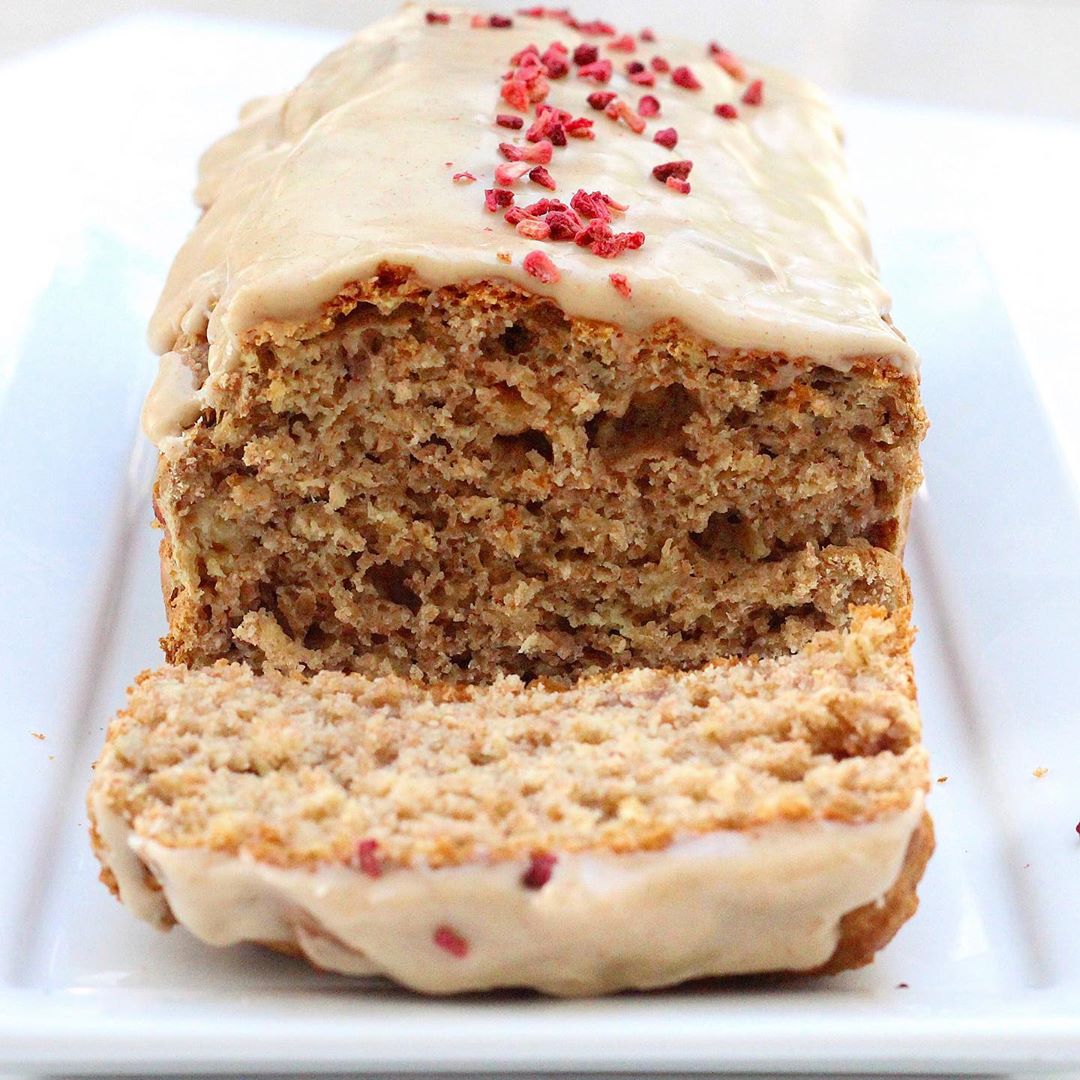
90, 608, 931, 996
93, 7, 933, 992
143, 6, 925, 684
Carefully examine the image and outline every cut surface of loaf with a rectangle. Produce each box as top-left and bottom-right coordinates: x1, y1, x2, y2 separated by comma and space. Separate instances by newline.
90, 608, 932, 996
144, 7, 926, 682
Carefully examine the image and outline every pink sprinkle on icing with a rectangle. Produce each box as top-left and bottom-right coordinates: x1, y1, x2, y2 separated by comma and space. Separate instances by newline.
604, 98, 646, 134
629, 69, 656, 87
709, 43, 747, 81
499, 139, 554, 164
577, 58, 613, 83
425, 11, 450, 24
666, 176, 691, 194
606, 33, 637, 53
671, 65, 703, 90
433, 925, 469, 957
517, 217, 552, 239
650, 55, 671, 73
523, 250, 561, 283
742, 78, 764, 105
522, 851, 558, 888
652, 159, 693, 182
529, 164, 557, 189
587, 90, 617, 109
653, 126, 678, 148
355, 839, 383, 878
452, 171, 477, 183
573, 42, 599, 66
495, 161, 533, 185
609, 272, 632, 298
640, 27, 656, 43
714, 102, 738, 119
484, 188, 515, 211
638, 94, 660, 117
496, 113, 525, 129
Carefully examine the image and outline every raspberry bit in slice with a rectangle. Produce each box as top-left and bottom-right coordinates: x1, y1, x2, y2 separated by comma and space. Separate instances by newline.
433, 924, 469, 958
609, 272, 632, 299
638, 94, 661, 117
452, 171, 477, 183
523, 250, 561, 283
666, 176, 691, 194
425, 11, 450, 24
640, 27, 656, 43
355, 839, 383, 878
485, 188, 515, 212
565, 116, 595, 139
522, 851, 558, 889
650, 55, 671, 73
629, 68, 656, 87
542, 43, 570, 79
671, 65, 703, 90
714, 102, 738, 120
488, 14, 514, 28
517, 217, 552, 239
742, 78, 764, 106
497, 113, 525, 129
653, 126, 678, 148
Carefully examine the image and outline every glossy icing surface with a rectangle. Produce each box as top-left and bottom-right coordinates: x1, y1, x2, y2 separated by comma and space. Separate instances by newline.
145, 7, 915, 442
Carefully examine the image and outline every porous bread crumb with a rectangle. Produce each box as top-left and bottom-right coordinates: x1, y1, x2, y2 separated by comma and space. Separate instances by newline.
154, 271, 924, 683
92, 608, 926, 870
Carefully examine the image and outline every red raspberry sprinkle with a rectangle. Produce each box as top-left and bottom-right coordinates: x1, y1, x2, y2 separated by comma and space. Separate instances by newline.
742, 78, 764, 106
652, 159, 693, 182
565, 116, 595, 138
485, 188, 515, 212
577, 58, 614, 83
355, 838, 383, 878
587, 90, 617, 109
499, 138, 554, 164
638, 94, 661, 117
609, 272, 632, 298
573, 42, 599, 66
650, 55, 671, 73
629, 69, 656, 86
605, 98, 646, 134
545, 210, 583, 239
529, 164, 557, 189
511, 42, 541, 64
626, 61, 646, 74
425, 11, 450, 24
519, 5, 546, 15
640, 27, 656, 42
607, 33, 637, 53
504, 205, 530, 225
497, 113, 525, 129
501, 78, 531, 111
653, 126, 678, 148
517, 217, 552, 239
714, 102, 738, 119
433, 924, 469, 957
672, 65, 703, 90
452, 171, 477, 183
488, 14, 514, 27
571, 188, 627, 220
523, 197, 570, 215
577, 19, 616, 35
523, 250, 561, 283
542, 43, 570, 78
666, 176, 691, 194
709, 43, 747, 81
471, 13, 488, 27
522, 851, 558, 889
495, 161, 533, 185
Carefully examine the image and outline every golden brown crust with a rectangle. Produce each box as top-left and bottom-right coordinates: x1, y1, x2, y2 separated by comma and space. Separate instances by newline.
815, 811, 935, 974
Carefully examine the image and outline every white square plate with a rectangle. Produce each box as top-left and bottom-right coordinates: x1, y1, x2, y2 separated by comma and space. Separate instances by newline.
1, 17, 1078, 1076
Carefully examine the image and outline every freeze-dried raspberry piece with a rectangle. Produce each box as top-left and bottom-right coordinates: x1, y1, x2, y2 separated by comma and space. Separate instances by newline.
587, 90, 617, 110
714, 102, 738, 120
671, 65, 702, 90
742, 78, 764, 105
653, 126, 678, 148
433, 925, 469, 957
577, 59, 613, 83
529, 165, 557, 189
609, 272, 632, 298
522, 851, 558, 888
638, 94, 660, 117
652, 159, 693, 182
484, 188, 515, 211
523, 250, 561, 282
354, 839, 383, 878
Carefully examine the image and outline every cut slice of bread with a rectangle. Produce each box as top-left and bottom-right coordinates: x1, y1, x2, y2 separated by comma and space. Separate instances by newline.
90, 607, 931, 996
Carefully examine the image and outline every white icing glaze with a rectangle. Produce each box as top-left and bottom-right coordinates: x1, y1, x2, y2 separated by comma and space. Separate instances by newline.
94, 795, 923, 996
142, 351, 202, 445
145, 7, 916, 445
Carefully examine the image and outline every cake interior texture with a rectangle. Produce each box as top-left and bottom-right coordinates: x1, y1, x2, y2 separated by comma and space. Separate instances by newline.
94, 609, 925, 871
157, 270, 925, 683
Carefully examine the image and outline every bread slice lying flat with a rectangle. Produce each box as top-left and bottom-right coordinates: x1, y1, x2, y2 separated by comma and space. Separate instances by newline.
89, 607, 931, 996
